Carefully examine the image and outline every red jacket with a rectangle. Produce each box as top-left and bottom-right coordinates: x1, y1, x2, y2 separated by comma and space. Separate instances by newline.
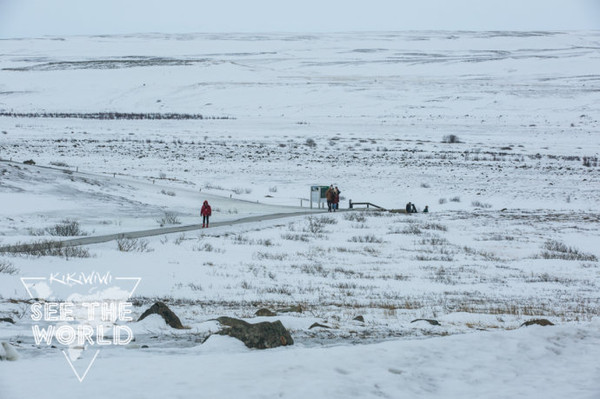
201, 201, 212, 216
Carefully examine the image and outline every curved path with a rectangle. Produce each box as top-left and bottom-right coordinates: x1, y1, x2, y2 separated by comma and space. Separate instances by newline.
70, 210, 330, 246
0, 159, 358, 252
1, 210, 336, 252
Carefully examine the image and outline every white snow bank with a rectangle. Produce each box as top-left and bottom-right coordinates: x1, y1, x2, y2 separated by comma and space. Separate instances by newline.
1, 321, 599, 399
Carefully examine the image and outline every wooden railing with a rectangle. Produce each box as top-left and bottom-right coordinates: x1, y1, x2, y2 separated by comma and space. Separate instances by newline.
348, 200, 387, 211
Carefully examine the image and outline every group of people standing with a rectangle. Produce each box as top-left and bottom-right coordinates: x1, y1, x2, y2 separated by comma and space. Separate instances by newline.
201, 191, 429, 227
406, 202, 428, 214
325, 185, 341, 212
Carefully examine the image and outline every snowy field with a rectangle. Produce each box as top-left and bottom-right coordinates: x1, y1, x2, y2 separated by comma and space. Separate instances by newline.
0, 31, 599, 398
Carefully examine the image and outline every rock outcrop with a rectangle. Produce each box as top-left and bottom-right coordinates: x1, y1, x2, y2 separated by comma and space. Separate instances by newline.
520, 319, 554, 327
215, 317, 293, 349
255, 308, 277, 317
410, 318, 441, 326
137, 301, 185, 329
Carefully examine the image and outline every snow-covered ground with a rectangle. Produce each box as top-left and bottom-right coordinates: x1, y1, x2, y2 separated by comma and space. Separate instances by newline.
0, 31, 599, 398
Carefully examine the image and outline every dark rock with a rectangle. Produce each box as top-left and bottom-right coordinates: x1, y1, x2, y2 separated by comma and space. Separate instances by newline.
137, 301, 185, 329
23, 160, 36, 165
309, 322, 330, 329
141, 345, 149, 349
216, 316, 293, 349
410, 318, 440, 326
255, 308, 277, 317
277, 304, 303, 313
0, 317, 15, 324
521, 319, 554, 327
353, 315, 365, 323
131, 299, 143, 307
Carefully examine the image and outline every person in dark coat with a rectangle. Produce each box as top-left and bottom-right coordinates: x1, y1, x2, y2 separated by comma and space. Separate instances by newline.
405, 202, 412, 214
411, 203, 417, 213
423, 205, 429, 213
201, 200, 212, 228
325, 185, 335, 212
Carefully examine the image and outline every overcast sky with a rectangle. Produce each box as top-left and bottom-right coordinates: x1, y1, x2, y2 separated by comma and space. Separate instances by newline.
0, 0, 599, 38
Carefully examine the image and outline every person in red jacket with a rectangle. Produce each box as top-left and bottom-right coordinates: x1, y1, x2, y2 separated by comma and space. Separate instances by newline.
201, 200, 212, 228
333, 186, 341, 211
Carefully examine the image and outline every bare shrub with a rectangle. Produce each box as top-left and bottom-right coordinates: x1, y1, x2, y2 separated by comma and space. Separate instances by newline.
431, 266, 460, 284
157, 212, 181, 226
318, 216, 338, 225
416, 254, 454, 262
0, 240, 91, 258
254, 252, 288, 261
260, 285, 293, 296
193, 242, 224, 253
479, 234, 515, 241
204, 182, 225, 191
388, 224, 423, 235
294, 263, 329, 277
471, 201, 492, 209
462, 246, 502, 261
438, 198, 447, 205
362, 246, 381, 256
305, 138, 317, 148
232, 235, 276, 246
117, 238, 152, 252
344, 212, 366, 223
0, 260, 19, 275
281, 233, 310, 242
349, 235, 383, 244
422, 223, 448, 232
59, 246, 92, 259
450, 196, 461, 203
419, 237, 449, 246
369, 211, 388, 218
583, 156, 598, 168
539, 240, 597, 261
442, 135, 461, 144
525, 273, 573, 284
352, 223, 368, 229
45, 219, 86, 236
304, 217, 326, 235
174, 234, 186, 245
269, 186, 278, 193
232, 234, 250, 244
543, 240, 570, 253
187, 283, 203, 291
402, 225, 422, 235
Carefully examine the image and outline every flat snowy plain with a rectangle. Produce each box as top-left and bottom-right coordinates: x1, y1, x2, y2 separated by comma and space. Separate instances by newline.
0, 31, 599, 398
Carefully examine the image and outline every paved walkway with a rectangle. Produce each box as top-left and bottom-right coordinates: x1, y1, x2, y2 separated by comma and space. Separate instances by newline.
0, 210, 333, 252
